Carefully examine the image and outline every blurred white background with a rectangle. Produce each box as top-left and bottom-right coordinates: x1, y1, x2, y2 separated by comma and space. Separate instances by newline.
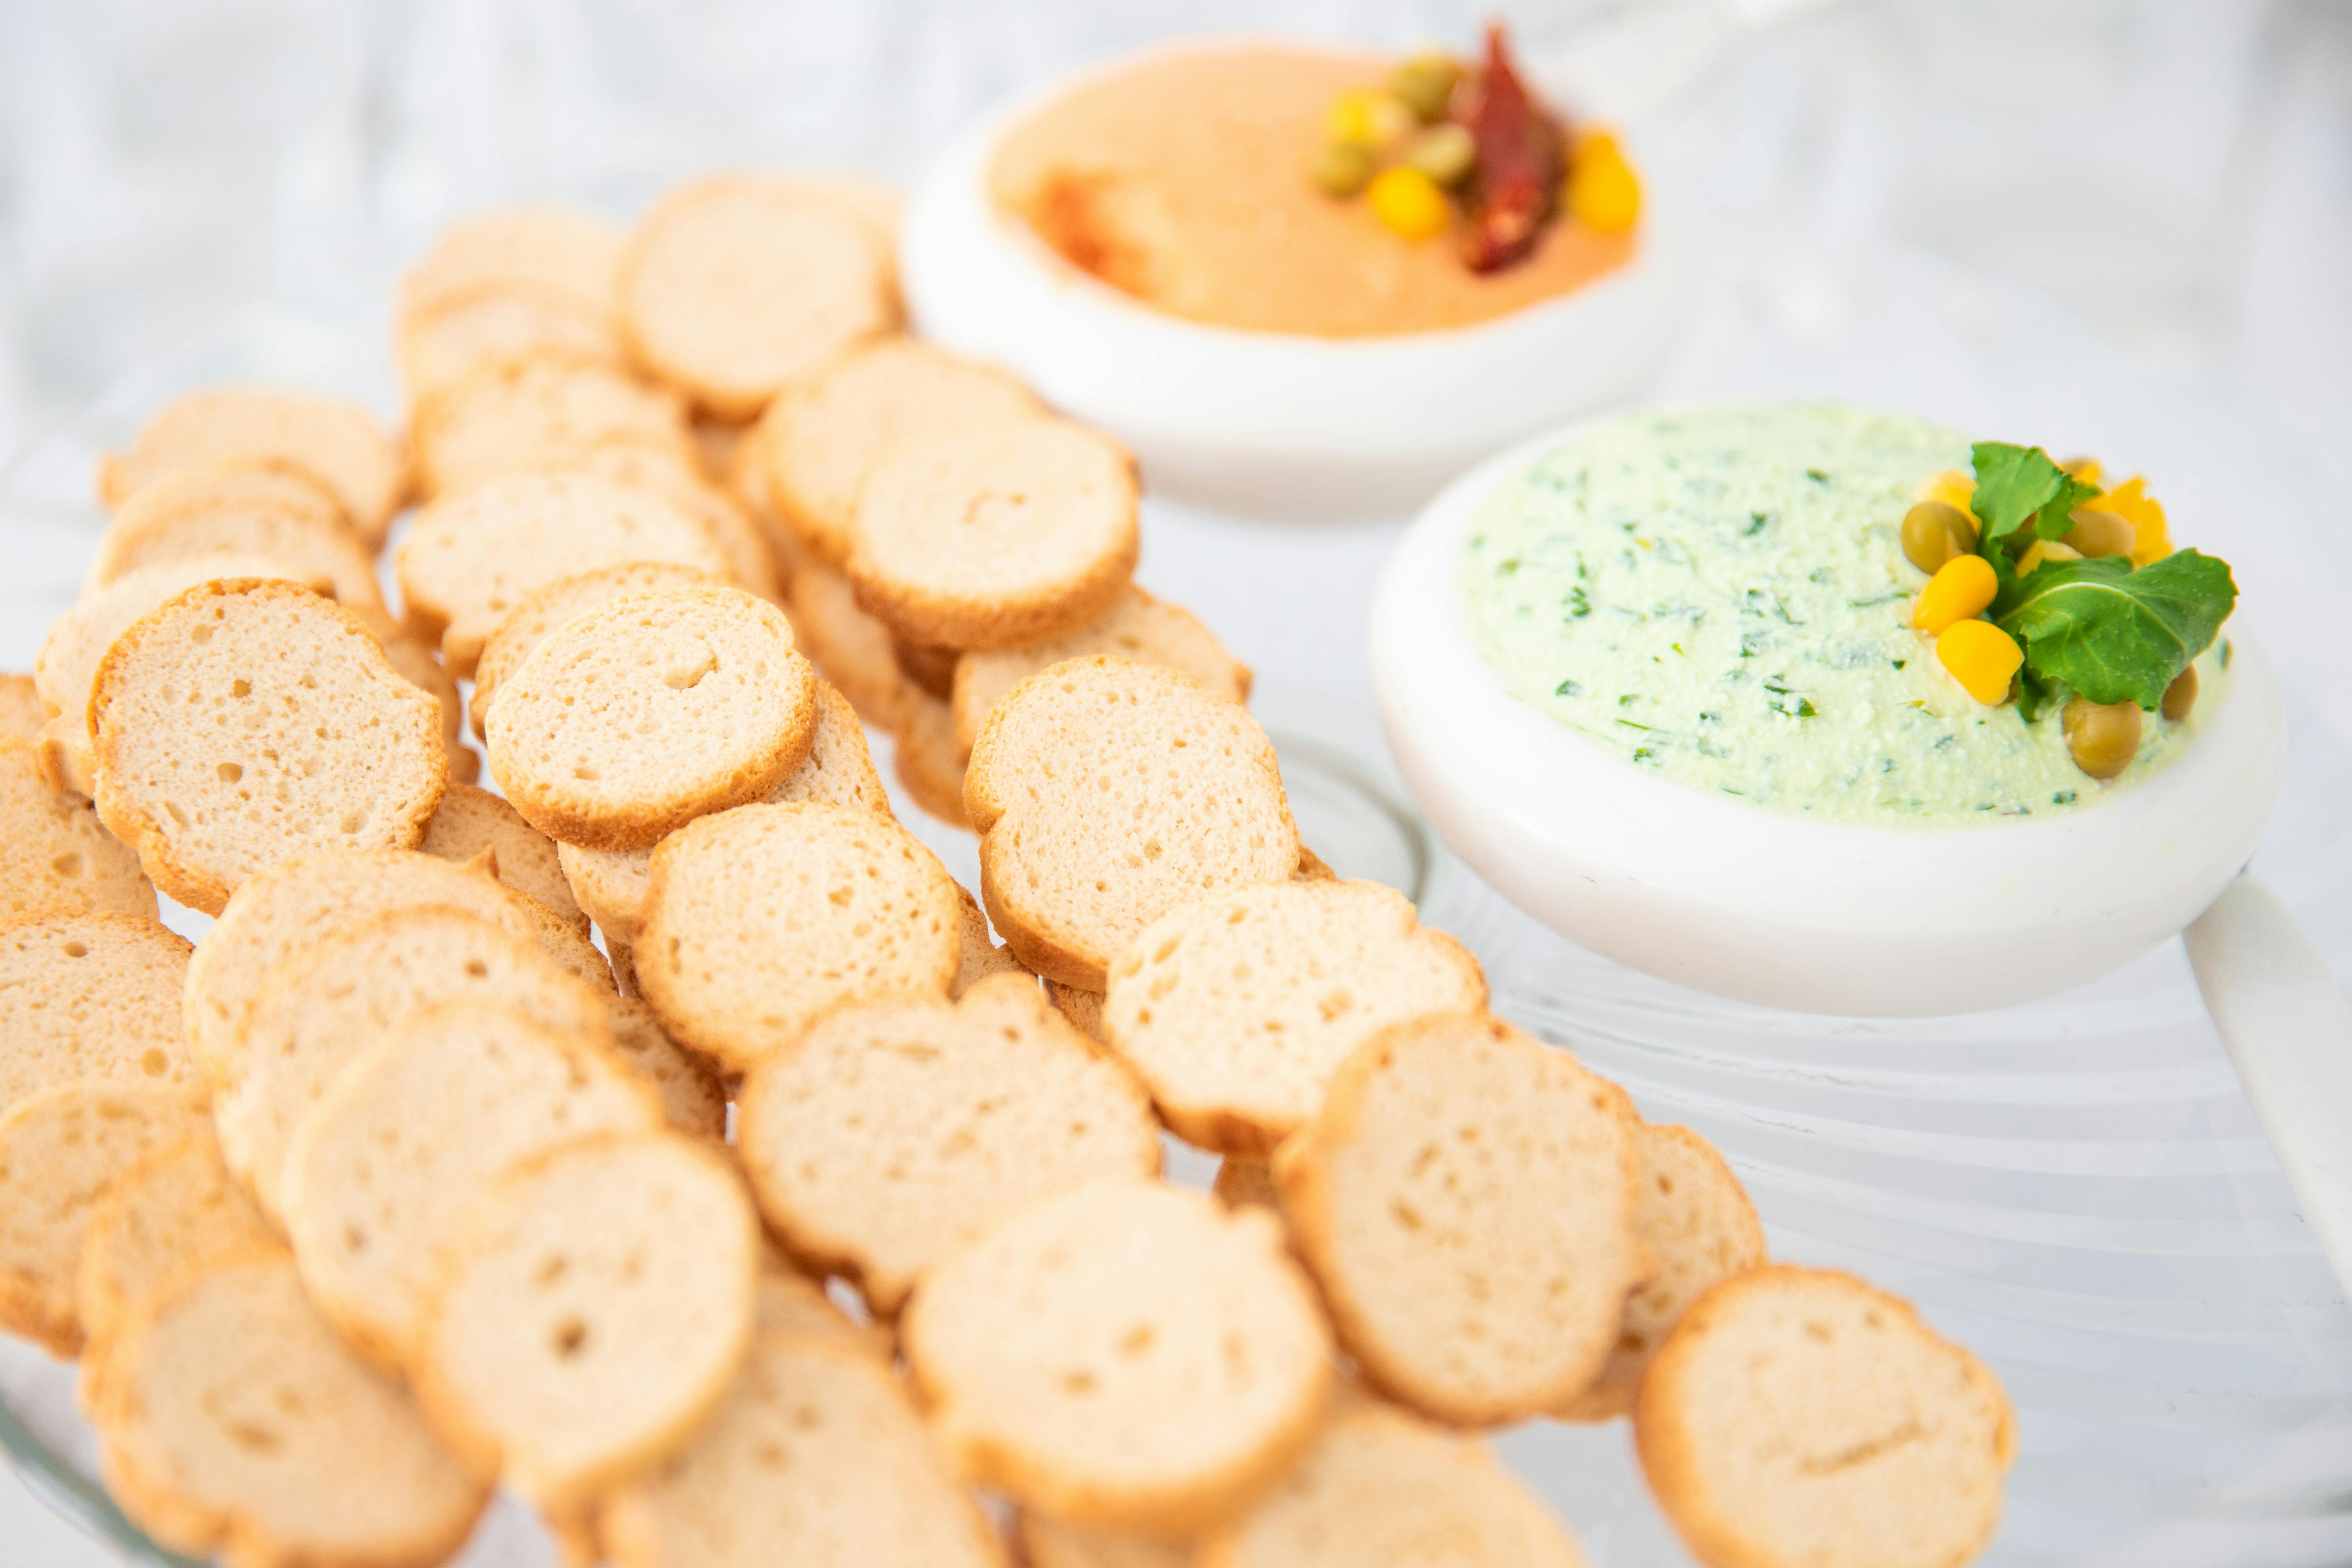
0, 0, 2346, 1560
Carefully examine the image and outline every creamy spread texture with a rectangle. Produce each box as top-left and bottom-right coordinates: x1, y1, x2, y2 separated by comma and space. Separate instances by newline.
1460, 405, 2222, 825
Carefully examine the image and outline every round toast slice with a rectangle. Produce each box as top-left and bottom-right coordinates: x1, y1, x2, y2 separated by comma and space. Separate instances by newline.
601, 1333, 1003, 1568
92, 1251, 489, 1568
0, 738, 156, 922
75, 1132, 274, 1381
891, 686, 971, 828
1045, 980, 1106, 1042
556, 677, 888, 945
847, 419, 1139, 651
953, 587, 1250, 757
97, 386, 406, 546
965, 657, 1298, 991
396, 471, 732, 676
785, 556, 914, 727
1560, 1122, 1766, 1423
399, 282, 624, 404
751, 1246, 893, 1359
182, 847, 544, 1087
505, 438, 782, 605
86, 489, 381, 612
214, 904, 617, 1222
757, 337, 1041, 566
280, 1001, 663, 1367
1198, 1400, 1585, 1568
0, 912, 193, 1118
618, 176, 895, 421
1634, 1265, 2015, 1568
414, 1133, 759, 1511
411, 350, 687, 498
1273, 1012, 1648, 1427
419, 780, 588, 932
350, 602, 481, 787
1101, 879, 1486, 1154
952, 883, 1028, 995
90, 580, 448, 914
487, 586, 817, 851
901, 1180, 1333, 1536
470, 560, 722, 739
0, 672, 46, 743
604, 997, 727, 1139
92, 455, 350, 552
1017, 1514, 1191, 1568
0, 1080, 210, 1355
399, 205, 624, 322
736, 974, 1161, 1315
635, 801, 961, 1077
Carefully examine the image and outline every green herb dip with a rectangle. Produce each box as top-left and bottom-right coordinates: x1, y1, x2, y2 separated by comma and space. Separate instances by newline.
1459, 404, 2222, 826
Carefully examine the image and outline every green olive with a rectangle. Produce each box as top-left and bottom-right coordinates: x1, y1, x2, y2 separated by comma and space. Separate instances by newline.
2062, 696, 2142, 780
2064, 508, 2136, 559
1391, 52, 1462, 124
1900, 501, 1978, 573
1406, 123, 1477, 188
2162, 665, 2200, 721
1311, 140, 1378, 199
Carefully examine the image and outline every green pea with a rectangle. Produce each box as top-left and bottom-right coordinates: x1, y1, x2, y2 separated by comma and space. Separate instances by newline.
1311, 140, 1378, 199
1391, 53, 1461, 124
2162, 665, 2199, 721
2063, 696, 2142, 780
1406, 123, 1477, 188
1899, 501, 1978, 573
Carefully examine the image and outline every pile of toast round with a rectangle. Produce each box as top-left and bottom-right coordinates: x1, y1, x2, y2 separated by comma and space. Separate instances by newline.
0, 173, 2016, 1568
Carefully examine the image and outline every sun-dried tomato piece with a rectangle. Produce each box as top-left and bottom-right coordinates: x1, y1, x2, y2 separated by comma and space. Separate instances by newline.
1455, 23, 1567, 274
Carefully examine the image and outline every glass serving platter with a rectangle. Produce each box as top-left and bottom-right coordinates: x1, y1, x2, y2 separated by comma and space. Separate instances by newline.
6, 267, 2351, 1568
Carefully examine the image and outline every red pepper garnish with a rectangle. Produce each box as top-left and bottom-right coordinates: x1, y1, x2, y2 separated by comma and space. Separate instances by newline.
1454, 23, 1568, 274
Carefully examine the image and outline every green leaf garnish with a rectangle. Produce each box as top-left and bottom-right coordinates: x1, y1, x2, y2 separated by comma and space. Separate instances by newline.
1994, 548, 2237, 710
1968, 442, 2102, 571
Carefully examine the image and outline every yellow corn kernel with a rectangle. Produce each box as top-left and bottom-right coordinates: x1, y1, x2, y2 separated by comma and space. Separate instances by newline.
1922, 468, 1975, 515
1568, 137, 1642, 234
2059, 455, 2104, 487
1327, 88, 1414, 150
2015, 537, 2083, 575
2100, 475, 2173, 565
1937, 619, 2024, 705
1368, 166, 1450, 240
1913, 552, 1998, 632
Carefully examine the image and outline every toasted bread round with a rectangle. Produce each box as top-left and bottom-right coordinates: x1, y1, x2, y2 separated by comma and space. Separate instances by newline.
36, 552, 337, 797
618, 176, 894, 420
556, 678, 887, 944
752, 1246, 893, 1358
183, 847, 542, 1087
515, 891, 618, 991
757, 337, 1040, 565
605, 997, 727, 1139
786, 556, 913, 726
601, 1334, 1003, 1568
414, 1134, 759, 1510
470, 559, 722, 738
412, 350, 687, 498
635, 801, 961, 1077
952, 883, 1028, 995
419, 780, 587, 932
1102, 879, 1485, 1155
508, 438, 782, 604
1212, 1156, 1279, 1212
954, 588, 1250, 757
92, 1252, 489, 1568
350, 603, 481, 786
0, 1081, 209, 1355
400, 283, 624, 404
1634, 1265, 2015, 1568
489, 587, 817, 851
1274, 1013, 1647, 1426
902, 1180, 1333, 1536
965, 658, 1298, 991
97, 387, 405, 546
1199, 1400, 1585, 1568
1017, 1515, 1191, 1568
87, 485, 382, 612
75, 1132, 274, 1374
0, 672, 46, 742
847, 420, 1138, 651
737, 975, 1160, 1315
399, 205, 624, 321
397, 470, 732, 675
93, 455, 350, 548
90, 580, 448, 914
0, 912, 192, 1117
892, 687, 971, 827
1560, 1122, 1766, 1423
215, 905, 616, 1220
1045, 980, 1106, 1042
0, 738, 156, 921
280, 1001, 663, 1367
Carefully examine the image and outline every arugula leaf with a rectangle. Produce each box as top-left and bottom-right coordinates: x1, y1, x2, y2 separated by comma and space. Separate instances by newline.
1994, 548, 2237, 709
1968, 442, 2103, 569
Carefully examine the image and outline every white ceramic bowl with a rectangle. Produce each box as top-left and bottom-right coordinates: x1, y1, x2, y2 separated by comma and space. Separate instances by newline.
1371, 419, 2288, 1017
898, 40, 1691, 523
